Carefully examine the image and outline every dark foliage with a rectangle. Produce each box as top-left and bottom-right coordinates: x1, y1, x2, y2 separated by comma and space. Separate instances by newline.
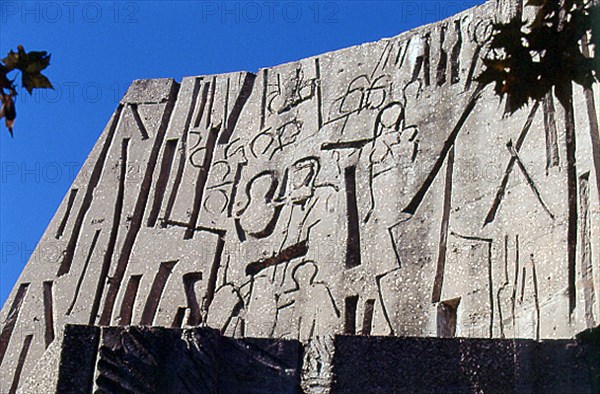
477, 0, 599, 114
0, 45, 54, 137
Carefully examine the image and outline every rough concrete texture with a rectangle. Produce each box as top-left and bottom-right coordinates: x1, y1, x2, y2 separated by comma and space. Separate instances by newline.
17, 325, 600, 393
330, 329, 600, 393
20, 325, 302, 394
1, 0, 599, 390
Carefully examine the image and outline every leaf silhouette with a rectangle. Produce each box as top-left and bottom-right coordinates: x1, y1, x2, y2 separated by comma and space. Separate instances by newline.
2, 45, 53, 95
1, 45, 54, 136
0, 93, 16, 137
22, 71, 53, 94
477, 0, 598, 114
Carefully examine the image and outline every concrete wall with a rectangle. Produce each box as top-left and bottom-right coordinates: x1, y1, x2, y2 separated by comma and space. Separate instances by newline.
1, 0, 598, 390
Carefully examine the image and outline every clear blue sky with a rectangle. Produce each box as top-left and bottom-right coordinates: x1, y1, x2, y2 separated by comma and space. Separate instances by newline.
0, 0, 484, 304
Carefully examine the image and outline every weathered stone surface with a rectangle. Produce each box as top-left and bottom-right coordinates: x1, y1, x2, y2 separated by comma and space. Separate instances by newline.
56, 325, 100, 393
18, 325, 100, 394
121, 78, 178, 104
330, 331, 600, 393
17, 331, 62, 393
20, 325, 302, 394
1, 0, 599, 390
95, 326, 301, 393
18, 325, 600, 393
302, 335, 334, 394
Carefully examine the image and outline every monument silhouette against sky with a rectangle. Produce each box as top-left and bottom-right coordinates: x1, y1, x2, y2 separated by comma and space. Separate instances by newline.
1, 0, 599, 392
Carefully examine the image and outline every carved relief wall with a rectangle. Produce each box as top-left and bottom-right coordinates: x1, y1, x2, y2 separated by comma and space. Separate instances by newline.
1, 0, 598, 390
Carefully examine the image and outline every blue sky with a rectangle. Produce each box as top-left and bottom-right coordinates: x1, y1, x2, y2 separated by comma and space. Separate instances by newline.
0, 0, 484, 304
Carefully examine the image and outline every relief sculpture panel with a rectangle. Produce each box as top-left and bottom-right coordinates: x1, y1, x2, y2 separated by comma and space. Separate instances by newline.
1, 1, 598, 391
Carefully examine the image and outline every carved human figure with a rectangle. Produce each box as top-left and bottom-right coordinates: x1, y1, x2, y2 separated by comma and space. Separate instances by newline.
364, 80, 422, 222
275, 261, 340, 342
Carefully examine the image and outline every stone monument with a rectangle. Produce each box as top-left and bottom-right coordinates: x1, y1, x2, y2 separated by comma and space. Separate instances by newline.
1, 0, 598, 392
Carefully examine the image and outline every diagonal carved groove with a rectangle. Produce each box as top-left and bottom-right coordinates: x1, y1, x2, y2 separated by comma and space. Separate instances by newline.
55, 188, 78, 239
227, 163, 245, 218
203, 237, 225, 316
43, 281, 55, 348
67, 229, 102, 317
118, 275, 143, 326
194, 78, 210, 129
579, 172, 595, 328
260, 69, 268, 129
164, 78, 202, 223
436, 25, 448, 86
218, 73, 256, 145
99, 83, 179, 325
345, 165, 361, 269
8, 334, 33, 394
89, 138, 129, 324
403, 83, 483, 215
432, 146, 455, 303
140, 261, 179, 325
450, 19, 462, 84
172, 307, 187, 328
556, 81, 578, 316
506, 141, 555, 220
581, 35, 600, 206
483, 100, 540, 226
58, 105, 123, 276
205, 76, 217, 129
410, 33, 430, 85
0, 283, 30, 366
130, 104, 150, 140
528, 255, 541, 341
185, 126, 220, 239
542, 91, 560, 170
147, 138, 178, 227
315, 58, 323, 129
246, 240, 308, 277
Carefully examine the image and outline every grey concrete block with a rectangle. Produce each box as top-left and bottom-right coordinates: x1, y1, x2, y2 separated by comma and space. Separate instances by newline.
1, 0, 599, 391
121, 78, 178, 104
330, 333, 599, 393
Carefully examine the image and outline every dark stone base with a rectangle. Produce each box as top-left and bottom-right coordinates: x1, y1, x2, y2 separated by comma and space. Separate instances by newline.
48, 325, 600, 393
60, 326, 302, 394
331, 330, 600, 393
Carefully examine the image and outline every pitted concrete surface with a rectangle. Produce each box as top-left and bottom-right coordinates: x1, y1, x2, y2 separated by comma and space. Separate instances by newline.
1, 0, 598, 391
